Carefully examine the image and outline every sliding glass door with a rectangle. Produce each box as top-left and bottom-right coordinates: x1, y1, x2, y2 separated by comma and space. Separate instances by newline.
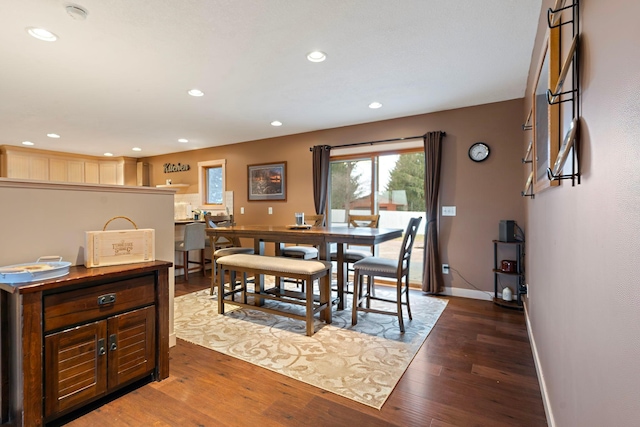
329, 151, 425, 284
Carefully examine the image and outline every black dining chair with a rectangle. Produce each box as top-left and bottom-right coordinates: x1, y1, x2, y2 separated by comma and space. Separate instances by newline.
351, 216, 422, 333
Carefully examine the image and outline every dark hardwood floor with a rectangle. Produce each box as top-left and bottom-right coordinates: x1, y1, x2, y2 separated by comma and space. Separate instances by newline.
60, 274, 547, 427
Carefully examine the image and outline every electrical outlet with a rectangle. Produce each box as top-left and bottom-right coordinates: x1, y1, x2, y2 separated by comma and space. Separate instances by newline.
268, 207, 273, 215
240, 207, 245, 214
442, 263, 449, 274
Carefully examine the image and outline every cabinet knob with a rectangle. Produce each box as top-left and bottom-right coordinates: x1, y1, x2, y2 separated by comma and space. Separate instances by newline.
98, 338, 106, 356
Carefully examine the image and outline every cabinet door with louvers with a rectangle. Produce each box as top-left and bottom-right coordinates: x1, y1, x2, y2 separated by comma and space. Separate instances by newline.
44, 306, 155, 419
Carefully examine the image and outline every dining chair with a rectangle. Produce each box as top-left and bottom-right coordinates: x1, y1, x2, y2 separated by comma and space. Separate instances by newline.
330, 214, 380, 292
351, 216, 422, 333
280, 214, 325, 291
204, 214, 234, 252
208, 220, 254, 295
281, 214, 325, 260
175, 222, 206, 282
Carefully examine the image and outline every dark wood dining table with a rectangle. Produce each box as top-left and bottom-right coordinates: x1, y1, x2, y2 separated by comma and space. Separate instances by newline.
205, 224, 403, 309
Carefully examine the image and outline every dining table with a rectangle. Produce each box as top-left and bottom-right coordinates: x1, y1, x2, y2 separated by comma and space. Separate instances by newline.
205, 224, 403, 309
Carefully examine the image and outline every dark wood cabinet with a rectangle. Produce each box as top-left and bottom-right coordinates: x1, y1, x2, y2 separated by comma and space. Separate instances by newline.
0, 261, 171, 426
44, 306, 156, 418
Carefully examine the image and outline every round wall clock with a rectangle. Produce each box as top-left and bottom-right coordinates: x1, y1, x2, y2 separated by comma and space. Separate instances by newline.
468, 142, 490, 162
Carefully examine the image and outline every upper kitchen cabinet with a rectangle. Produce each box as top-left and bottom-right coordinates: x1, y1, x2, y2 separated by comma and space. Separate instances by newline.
0, 145, 137, 185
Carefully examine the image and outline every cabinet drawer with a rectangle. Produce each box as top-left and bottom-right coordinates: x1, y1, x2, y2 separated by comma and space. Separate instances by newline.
44, 275, 155, 332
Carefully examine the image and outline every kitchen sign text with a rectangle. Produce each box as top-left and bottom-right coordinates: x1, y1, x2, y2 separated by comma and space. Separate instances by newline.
164, 163, 191, 173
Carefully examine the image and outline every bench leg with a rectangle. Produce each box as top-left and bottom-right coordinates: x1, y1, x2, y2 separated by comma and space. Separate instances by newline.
241, 273, 247, 304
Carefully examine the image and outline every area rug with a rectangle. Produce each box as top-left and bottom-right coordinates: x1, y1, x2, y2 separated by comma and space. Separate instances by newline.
173, 285, 447, 409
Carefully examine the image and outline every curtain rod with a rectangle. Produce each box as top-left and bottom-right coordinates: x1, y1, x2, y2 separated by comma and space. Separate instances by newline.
309, 131, 446, 151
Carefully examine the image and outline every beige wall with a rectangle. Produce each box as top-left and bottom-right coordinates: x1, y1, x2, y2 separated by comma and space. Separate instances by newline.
144, 99, 525, 297
524, 1, 640, 426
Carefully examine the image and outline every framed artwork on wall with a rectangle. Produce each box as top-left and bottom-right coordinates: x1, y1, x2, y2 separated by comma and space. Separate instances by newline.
247, 161, 287, 201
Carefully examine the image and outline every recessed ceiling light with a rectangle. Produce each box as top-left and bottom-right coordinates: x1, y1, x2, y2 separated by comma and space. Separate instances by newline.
188, 89, 204, 97
26, 27, 58, 42
178, 138, 189, 143
271, 121, 283, 127
369, 102, 383, 109
47, 133, 60, 138
22, 141, 34, 146
132, 147, 142, 152
104, 152, 113, 157
307, 51, 327, 62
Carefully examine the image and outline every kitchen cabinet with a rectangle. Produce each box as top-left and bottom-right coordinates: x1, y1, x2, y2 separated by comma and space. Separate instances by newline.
0, 145, 137, 185
0, 261, 171, 426
50, 158, 86, 183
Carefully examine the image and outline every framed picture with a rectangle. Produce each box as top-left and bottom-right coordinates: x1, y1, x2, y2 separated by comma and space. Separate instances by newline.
247, 162, 287, 201
533, 29, 561, 192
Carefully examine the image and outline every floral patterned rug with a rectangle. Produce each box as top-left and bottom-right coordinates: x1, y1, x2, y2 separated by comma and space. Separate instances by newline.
174, 285, 447, 409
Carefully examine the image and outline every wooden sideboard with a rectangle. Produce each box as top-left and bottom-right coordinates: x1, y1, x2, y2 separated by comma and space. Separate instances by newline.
0, 261, 171, 426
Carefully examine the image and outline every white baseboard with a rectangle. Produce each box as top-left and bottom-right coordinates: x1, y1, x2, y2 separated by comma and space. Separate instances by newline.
441, 286, 494, 301
524, 301, 555, 427
169, 332, 176, 347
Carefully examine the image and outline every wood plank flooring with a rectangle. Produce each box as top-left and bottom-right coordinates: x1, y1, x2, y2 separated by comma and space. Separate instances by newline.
57, 275, 547, 426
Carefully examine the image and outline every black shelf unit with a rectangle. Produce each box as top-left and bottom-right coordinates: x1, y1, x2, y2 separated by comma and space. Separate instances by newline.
493, 240, 526, 309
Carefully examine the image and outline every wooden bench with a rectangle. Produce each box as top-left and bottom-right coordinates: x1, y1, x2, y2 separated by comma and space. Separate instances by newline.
216, 254, 332, 336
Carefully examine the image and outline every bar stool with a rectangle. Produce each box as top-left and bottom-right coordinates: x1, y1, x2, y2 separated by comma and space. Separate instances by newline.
208, 220, 254, 295
175, 222, 206, 281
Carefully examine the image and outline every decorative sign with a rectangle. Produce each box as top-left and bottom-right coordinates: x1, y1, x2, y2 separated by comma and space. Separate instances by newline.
164, 163, 191, 173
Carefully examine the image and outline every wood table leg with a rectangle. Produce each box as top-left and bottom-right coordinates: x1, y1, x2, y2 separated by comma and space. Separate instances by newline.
337, 244, 345, 310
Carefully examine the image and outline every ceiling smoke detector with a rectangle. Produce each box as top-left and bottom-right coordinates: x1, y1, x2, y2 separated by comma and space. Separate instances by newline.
66, 5, 88, 21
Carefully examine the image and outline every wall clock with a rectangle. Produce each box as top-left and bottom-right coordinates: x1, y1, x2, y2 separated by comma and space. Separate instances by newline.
468, 142, 490, 162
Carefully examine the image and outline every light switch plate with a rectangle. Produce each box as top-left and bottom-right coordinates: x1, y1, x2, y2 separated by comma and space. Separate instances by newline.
442, 206, 456, 216
268, 207, 273, 215
240, 207, 245, 214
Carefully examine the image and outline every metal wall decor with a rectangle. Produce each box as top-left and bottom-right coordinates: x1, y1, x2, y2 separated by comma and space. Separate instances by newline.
546, 0, 581, 185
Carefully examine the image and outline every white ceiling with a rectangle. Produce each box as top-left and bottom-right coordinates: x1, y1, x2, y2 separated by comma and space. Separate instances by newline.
0, 0, 542, 158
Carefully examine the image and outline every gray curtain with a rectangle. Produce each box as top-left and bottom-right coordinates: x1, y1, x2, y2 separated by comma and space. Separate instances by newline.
422, 131, 445, 294
312, 145, 331, 219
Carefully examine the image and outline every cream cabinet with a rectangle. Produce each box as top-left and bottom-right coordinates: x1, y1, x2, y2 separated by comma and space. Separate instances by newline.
0, 146, 137, 185
5, 151, 49, 180
49, 158, 86, 183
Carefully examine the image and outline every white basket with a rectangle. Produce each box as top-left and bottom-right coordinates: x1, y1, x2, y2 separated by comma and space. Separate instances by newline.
85, 216, 155, 268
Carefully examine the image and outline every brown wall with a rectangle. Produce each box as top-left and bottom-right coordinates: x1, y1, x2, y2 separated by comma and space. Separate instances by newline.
524, 1, 640, 426
144, 99, 525, 296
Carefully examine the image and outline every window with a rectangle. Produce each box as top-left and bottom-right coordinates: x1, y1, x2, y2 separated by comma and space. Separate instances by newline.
198, 159, 226, 209
329, 149, 426, 284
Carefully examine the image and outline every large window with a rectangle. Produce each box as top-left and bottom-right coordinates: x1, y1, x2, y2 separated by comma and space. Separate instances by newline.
198, 159, 226, 209
329, 150, 425, 284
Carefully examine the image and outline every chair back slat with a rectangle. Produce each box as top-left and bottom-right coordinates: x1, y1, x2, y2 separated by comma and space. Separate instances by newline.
397, 217, 422, 271
305, 214, 325, 227
348, 214, 380, 228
